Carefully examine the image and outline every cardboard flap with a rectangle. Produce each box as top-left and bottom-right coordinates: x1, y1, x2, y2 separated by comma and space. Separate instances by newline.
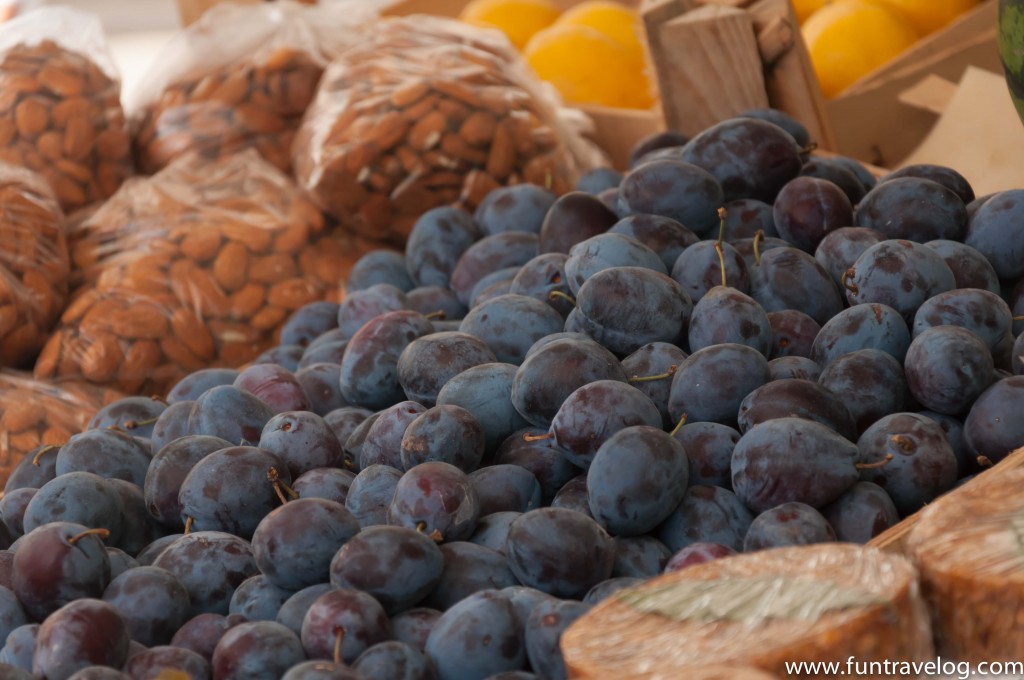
900, 66, 1024, 196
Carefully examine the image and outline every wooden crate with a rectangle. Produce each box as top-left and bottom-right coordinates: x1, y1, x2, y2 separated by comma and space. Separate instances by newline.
638, 0, 999, 168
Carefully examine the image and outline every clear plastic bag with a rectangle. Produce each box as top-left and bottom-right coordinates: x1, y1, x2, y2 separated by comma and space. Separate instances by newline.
128, 0, 377, 175
0, 371, 122, 487
292, 15, 602, 246
36, 150, 374, 396
906, 464, 1024, 661
0, 7, 131, 211
561, 543, 934, 679
0, 163, 69, 368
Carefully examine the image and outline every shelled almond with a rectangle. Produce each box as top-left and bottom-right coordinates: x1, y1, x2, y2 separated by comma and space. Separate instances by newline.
132, 46, 323, 174
0, 39, 131, 211
293, 16, 586, 246
0, 164, 69, 368
0, 372, 121, 485
35, 150, 371, 396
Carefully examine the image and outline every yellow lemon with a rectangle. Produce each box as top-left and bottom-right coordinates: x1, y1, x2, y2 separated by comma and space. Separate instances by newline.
803, 0, 919, 98
524, 23, 655, 109
459, 0, 562, 50
555, 0, 644, 58
872, 0, 981, 36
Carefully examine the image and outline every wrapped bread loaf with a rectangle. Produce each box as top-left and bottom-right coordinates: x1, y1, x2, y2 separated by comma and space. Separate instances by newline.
36, 150, 372, 396
906, 462, 1024, 661
0, 371, 121, 486
561, 543, 933, 679
293, 16, 600, 246
128, 0, 374, 175
0, 163, 69, 368
0, 7, 131, 211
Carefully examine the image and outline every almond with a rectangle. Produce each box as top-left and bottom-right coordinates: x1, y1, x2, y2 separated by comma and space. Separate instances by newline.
251, 305, 288, 331
485, 120, 517, 180
160, 336, 205, 372
62, 115, 94, 161
14, 96, 48, 138
38, 63, 84, 97
118, 339, 162, 393
408, 111, 448, 152
0, 399, 41, 433
227, 283, 266, 319
179, 230, 224, 263
267, 279, 319, 311
107, 304, 170, 340
249, 253, 298, 285
79, 331, 124, 382
212, 241, 249, 292
459, 110, 498, 147
171, 307, 216, 361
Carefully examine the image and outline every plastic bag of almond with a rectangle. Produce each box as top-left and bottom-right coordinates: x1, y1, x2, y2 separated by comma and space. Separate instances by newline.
292, 16, 604, 247
0, 163, 70, 369
0, 7, 132, 212
0, 371, 122, 489
35, 149, 375, 397
126, 0, 376, 176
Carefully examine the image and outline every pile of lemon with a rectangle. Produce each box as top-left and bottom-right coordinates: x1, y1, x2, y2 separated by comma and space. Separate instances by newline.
798, 0, 982, 98
459, 0, 656, 110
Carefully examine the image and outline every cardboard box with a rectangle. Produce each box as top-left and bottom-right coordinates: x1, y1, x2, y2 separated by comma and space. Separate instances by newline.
825, 0, 1000, 168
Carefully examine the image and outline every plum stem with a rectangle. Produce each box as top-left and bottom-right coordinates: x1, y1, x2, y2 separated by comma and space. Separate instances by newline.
841, 269, 859, 295
184, 516, 194, 535
333, 626, 346, 666
32, 444, 58, 466
150, 395, 169, 405
977, 455, 994, 469
714, 242, 727, 288
523, 431, 554, 442
1013, 315, 1024, 321
67, 527, 110, 545
124, 415, 161, 430
268, 467, 298, 505
800, 141, 819, 155
548, 290, 576, 306
414, 522, 444, 542
629, 365, 677, 383
752, 230, 764, 267
856, 453, 894, 470
424, 310, 446, 320
669, 413, 688, 438
716, 206, 727, 246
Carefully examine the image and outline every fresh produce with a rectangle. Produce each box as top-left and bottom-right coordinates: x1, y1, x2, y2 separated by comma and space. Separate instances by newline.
802, 1, 920, 98
292, 17, 591, 246
35, 151, 369, 396
0, 9, 132, 211
0, 165, 69, 368
128, 1, 370, 176
2, 105, 1024, 679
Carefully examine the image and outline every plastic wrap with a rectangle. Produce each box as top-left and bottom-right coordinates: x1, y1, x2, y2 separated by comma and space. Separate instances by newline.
292, 15, 602, 246
35, 150, 373, 397
0, 7, 131, 211
0, 371, 121, 487
128, 0, 376, 175
905, 463, 1024, 661
560, 543, 934, 680
0, 163, 69, 368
